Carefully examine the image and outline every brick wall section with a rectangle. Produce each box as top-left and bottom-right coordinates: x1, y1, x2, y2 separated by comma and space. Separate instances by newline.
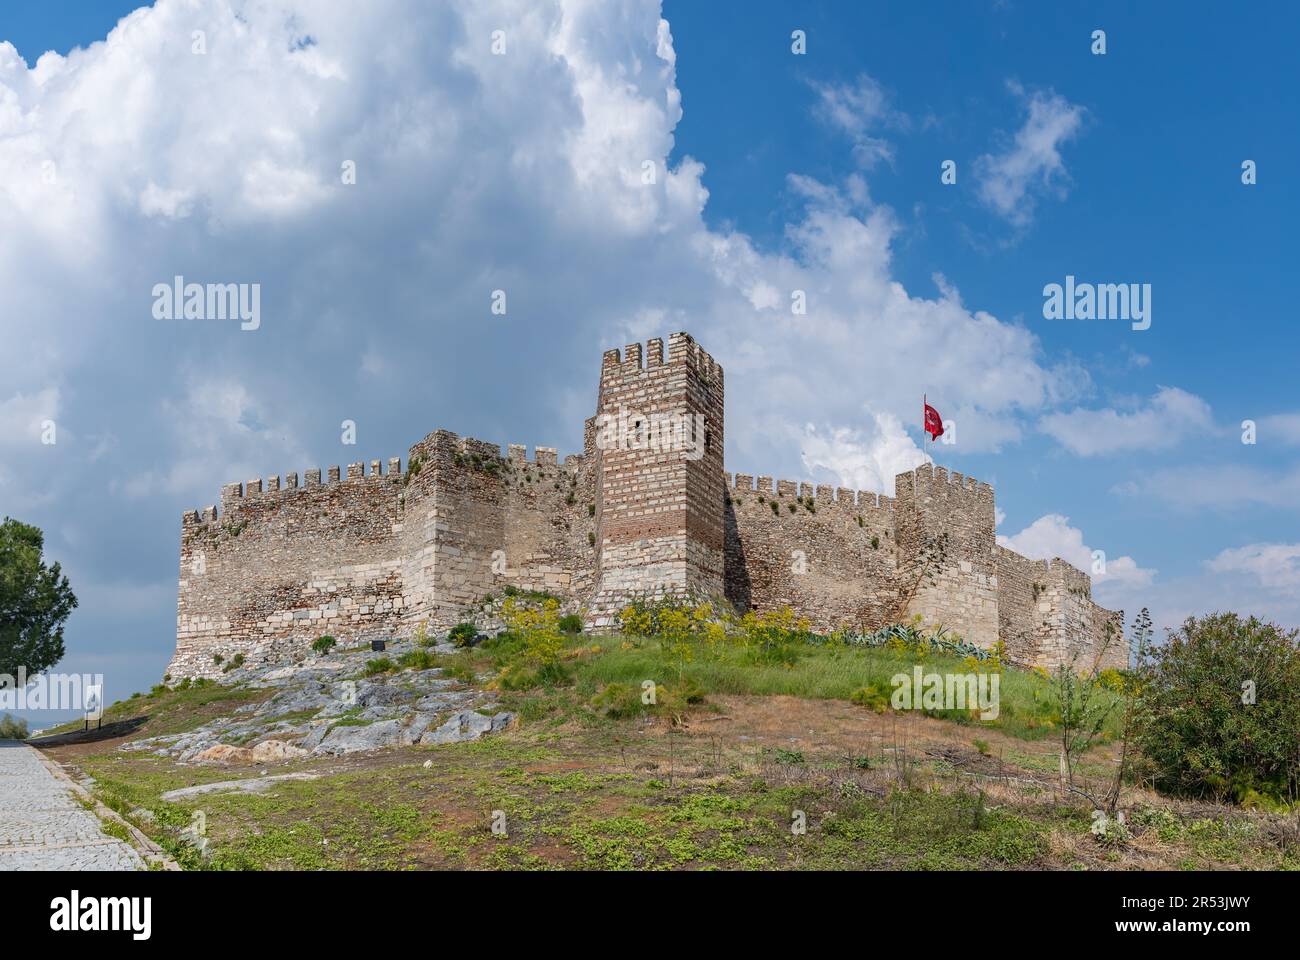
589, 333, 725, 624
168, 330, 1124, 678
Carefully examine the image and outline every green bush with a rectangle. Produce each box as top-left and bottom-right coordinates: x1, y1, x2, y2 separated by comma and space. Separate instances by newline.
397, 649, 438, 671
559, 614, 584, 635
363, 656, 395, 676
1134, 613, 1300, 804
850, 682, 891, 713
311, 635, 337, 655
448, 622, 478, 647
0, 712, 29, 740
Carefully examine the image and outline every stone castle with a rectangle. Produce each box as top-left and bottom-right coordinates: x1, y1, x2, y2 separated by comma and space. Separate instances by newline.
169, 332, 1124, 679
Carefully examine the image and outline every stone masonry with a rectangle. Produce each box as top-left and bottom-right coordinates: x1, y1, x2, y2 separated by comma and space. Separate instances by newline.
169, 332, 1125, 679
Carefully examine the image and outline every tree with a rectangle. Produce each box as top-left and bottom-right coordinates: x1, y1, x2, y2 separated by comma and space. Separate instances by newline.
0, 518, 77, 678
1134, 612, 1300, 806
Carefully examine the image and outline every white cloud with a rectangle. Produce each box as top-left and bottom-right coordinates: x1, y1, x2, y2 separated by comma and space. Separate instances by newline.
117, 377, 310, 500
0, 387, 60, 450
810, 74, 903, 168
1208, 543, 1300, 590
0, 0, 1120, 688
997, 513, 1155, 589
798, 412, 929, 495
1039, 386, 1214, 456
1257, 413, 1300, 447
975, 82, 1084, 227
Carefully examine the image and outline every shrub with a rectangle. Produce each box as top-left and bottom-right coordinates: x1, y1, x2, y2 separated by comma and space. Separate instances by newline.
590, 682, 644, 719
414, 620, 433, 648
311, 635, 337, 655
221, 653, 245, 673
448, 622, 478, 648
397, 649, 438, 671
0, 713, 29, 740
363, 656, 395, 676
502, 598, 565, 669
559, 614, 584, 635
850, 682, 891, 713
1134, 613, 1300, 804
736, 606, 812, 667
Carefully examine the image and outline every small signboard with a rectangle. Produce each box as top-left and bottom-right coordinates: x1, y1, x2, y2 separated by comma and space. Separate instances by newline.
84, 683, 104, 725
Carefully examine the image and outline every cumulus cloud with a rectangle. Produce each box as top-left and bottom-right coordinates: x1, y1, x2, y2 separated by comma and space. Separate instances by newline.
798, 413, 928, 496
997, 513, 1155, 589
975, 82, 1085, 227
0, 0, 1112, 698
1207, 543, 1300, 590
1039, 386, 1214, 456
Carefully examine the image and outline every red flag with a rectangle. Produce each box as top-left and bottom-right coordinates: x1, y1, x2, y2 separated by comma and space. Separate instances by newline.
923, 401, 944, 441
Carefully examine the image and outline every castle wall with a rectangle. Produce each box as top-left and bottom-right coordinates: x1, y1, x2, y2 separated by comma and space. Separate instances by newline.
402, 430, 597, 631
724, 474, 898, 632
170, 461, 407, 679
993, 545, 1052, 665
169, 330, 1125, 679
994, 546, 1127, 671
893, 464, 999, 649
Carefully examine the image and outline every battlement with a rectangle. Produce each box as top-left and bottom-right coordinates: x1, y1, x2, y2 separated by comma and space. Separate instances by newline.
894, 463, 993, 504
600, 331, 723, 386
202, 455, 403, 515
406, 427, 578, 475
727, 472, 895, 512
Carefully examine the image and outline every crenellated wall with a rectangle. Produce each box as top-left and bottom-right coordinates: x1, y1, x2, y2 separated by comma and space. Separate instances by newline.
169, 331, 1123, 678
172, 459, 407, 678
724, 473, 898, 632
994, 546, 1126, 671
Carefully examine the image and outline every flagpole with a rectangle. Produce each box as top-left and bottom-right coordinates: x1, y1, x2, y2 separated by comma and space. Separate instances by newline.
924, 393, 931, 466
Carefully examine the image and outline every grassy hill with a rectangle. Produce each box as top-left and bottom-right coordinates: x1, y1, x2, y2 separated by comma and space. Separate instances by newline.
32, 618, 1300, 871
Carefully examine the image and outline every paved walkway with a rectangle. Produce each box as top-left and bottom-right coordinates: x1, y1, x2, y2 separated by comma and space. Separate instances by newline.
0, 740, 143, 870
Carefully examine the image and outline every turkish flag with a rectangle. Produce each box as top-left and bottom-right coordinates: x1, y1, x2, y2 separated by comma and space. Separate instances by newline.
924, 402, 944, 441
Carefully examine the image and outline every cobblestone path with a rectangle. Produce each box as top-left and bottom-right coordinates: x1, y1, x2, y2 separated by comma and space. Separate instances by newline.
0, 740, 143, 870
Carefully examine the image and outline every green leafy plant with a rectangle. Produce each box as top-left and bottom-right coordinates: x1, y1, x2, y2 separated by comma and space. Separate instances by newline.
0, 517, 77, 678
1134, 612, 1300, 805
448, 622, 479, 648
0, 712, 29, 740
311, 635, 337, 655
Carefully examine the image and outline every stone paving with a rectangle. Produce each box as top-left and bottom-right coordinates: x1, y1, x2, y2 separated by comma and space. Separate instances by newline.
0, 740, 143, 870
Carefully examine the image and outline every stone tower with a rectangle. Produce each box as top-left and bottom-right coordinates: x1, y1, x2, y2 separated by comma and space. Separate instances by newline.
893, 464, 999, 649
588, 332, 725, 624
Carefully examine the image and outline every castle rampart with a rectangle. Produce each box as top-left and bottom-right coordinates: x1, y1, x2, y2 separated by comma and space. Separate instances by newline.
169, 332, 1124, 678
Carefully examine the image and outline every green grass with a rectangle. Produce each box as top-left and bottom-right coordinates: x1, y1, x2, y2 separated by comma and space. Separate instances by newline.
555, 637, 1117, 742
40, 681, 266, 739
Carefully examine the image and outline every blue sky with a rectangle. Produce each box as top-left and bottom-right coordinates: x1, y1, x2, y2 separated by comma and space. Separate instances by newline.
1, 1, 1296, 725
